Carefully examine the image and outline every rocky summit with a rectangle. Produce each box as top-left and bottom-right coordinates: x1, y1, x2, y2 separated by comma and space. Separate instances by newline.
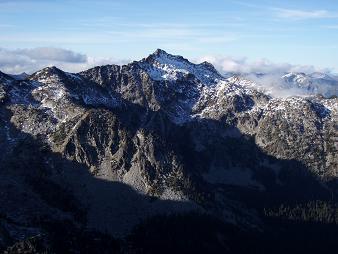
0, 50, 337, 253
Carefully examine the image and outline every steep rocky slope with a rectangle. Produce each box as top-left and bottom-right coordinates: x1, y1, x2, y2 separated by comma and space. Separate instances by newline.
0, 50, 337, 253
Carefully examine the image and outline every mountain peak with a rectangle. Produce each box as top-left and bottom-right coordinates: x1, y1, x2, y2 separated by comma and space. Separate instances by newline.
29, 66, 67, 83
145, 49, 188, 63
153, 48, 169, 56
198, 61, 220, 74
42, 66, 63, 73
140, 49, 222, 83
10, 72, 29, 81
33, 66, 65, 76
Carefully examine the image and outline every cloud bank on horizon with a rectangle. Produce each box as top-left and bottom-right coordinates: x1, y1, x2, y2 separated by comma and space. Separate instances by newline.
0, 46, 332, 76
0, 47, 127, 74
197, 55, 332, 75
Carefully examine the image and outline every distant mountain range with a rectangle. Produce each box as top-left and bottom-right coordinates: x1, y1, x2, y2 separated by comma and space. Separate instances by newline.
0, 49, 337, 253
9, 72, 29, 81
242, 71, 338, 98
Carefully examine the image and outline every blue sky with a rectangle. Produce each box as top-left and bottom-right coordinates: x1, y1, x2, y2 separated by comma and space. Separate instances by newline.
0, 0, 337, 73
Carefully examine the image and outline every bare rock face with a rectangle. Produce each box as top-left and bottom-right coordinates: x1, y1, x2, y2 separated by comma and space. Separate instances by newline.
0, 85, 6, 103
256, 98, 337, 177
0, 50, 337, 252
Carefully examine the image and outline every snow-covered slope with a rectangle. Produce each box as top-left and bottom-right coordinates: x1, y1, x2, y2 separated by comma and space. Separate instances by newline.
282, 72, 337, 97
135, 50, 270, 124
139, 49, 223, 84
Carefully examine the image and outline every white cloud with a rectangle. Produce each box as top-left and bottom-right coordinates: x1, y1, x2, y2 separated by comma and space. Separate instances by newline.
325, 25, 338, 29
274, 8, 338, 19
1, 46, 332, 76
196, 55, 330, 75
0, 47, 126, 74
232, 2, 338, 20
14, 47, 87, 63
